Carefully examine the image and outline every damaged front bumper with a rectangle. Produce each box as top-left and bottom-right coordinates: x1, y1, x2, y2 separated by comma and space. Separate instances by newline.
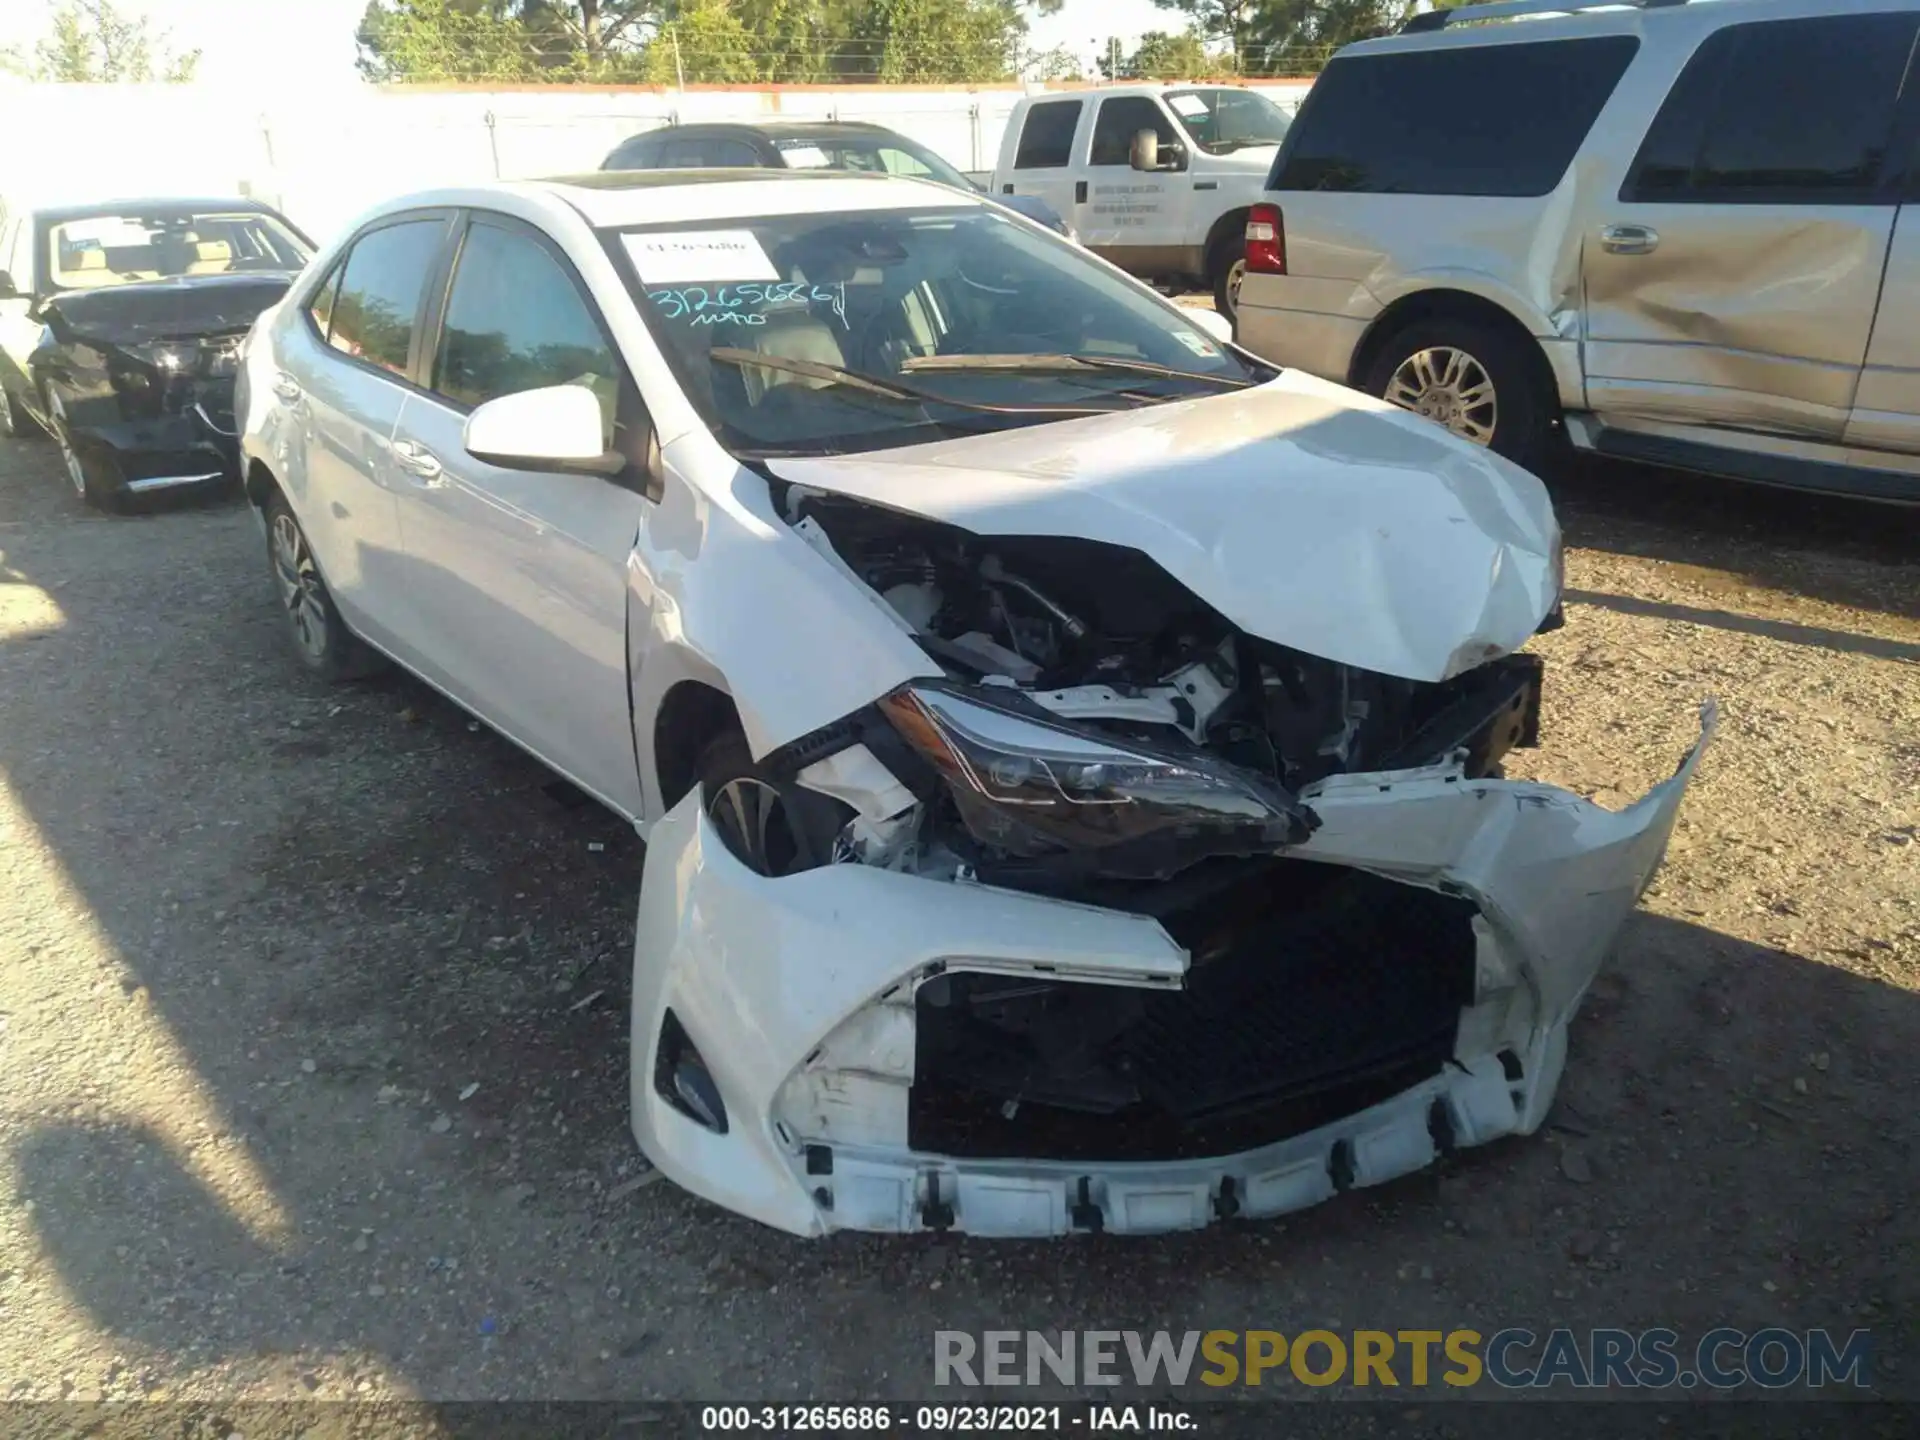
630, 704, 1715, 1238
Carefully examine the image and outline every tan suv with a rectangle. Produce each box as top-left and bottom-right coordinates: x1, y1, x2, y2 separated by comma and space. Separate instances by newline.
1235, 0, 1920, 502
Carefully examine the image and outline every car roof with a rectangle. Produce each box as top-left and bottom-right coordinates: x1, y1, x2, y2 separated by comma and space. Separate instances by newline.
1340, 0, 1850, 57
638, 120, 901, 141
29, 197, 276, 223
416, 171, 983, 230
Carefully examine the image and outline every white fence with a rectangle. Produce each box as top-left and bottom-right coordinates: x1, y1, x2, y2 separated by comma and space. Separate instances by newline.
0, 78, 1313, 243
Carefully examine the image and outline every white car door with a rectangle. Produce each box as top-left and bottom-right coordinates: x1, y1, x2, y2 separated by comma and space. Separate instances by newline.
272, 213, 448, 652
1000, 98, 1090, 235
386, 211, 647, 818
1078, 94, 1188, 273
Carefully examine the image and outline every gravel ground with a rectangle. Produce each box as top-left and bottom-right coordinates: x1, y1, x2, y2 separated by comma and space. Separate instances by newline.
0, 428, 1915, 1408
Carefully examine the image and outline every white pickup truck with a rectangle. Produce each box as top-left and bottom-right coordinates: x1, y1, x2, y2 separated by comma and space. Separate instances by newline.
989, 83, 1294, 321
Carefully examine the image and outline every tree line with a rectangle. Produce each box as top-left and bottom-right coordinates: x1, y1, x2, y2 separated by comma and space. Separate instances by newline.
353, 0, 1473, 84
0, 0, 1475, 87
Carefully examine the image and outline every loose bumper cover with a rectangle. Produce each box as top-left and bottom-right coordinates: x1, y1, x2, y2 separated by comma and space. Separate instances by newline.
630, 703, 1716, 1238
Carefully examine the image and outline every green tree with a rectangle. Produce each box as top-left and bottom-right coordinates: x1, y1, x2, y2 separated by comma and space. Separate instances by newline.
357, 0, 655, 80
1238, 0, 1420, 75
1098, 28, 1234, 81
5, 0, 201, 82
872, 0, 1025, 83
360, 0, 1051, 84
1146, 0, 1262, 65
645, 0, 760, 82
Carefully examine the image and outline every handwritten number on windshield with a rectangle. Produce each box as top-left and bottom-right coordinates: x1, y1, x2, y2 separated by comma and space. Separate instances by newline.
647, 282, 847, 327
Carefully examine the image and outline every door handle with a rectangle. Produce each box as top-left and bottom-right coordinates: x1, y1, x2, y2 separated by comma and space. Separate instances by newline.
1600, 223, 1659, 256
271, 374, 302, 403
1074, 180, 1088, 204
391, 439, 443, 483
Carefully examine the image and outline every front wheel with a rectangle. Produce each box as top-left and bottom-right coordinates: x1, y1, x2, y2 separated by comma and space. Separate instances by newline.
263, 493, 384, 681
47, 391, 120, 510
696, 730, 853, 877
1361, 318, 1556, 471
0, 381, 44, 439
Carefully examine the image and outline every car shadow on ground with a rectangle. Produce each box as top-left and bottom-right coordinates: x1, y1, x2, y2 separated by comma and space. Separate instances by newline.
0, 434, 1915, 1401
1545, 453, 1920, 623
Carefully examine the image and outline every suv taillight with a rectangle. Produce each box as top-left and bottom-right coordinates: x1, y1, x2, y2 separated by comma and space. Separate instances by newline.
1246, 204, 1286, 275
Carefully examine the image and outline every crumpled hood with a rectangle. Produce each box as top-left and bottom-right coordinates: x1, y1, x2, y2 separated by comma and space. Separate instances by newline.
45, 272, 297, 346
770, 369, 1560, 682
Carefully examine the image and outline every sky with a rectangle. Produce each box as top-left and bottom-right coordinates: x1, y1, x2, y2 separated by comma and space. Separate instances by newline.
0, 0, 1179, 86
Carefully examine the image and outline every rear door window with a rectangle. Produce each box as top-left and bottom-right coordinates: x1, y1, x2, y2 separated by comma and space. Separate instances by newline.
327, 219, 445, 378
1273, 36, 1640, 196
605, 133, 662, 170
1014, 100, 1083, 169
1623, 13, 1920, 204
1090, 97, 1177, 167
659, 135, 760, 167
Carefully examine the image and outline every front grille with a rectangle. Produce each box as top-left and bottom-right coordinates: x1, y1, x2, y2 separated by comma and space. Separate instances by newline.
1123, 881, 1474, 1126
910, 864, 1479, 1163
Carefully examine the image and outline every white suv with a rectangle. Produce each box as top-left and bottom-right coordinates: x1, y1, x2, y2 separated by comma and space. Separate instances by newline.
236, 169, 1710, 1238
1236, 0, 1920, 502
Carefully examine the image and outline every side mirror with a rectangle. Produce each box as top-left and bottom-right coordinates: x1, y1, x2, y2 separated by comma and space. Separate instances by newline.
463, 384, 625, 476
0, 271, 18, 301
1130, 131, 1184, 173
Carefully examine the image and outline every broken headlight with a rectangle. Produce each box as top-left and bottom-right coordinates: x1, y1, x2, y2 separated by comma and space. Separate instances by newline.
879, 685, 1313, 863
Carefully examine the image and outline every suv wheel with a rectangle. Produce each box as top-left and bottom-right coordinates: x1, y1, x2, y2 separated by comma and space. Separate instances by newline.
1363, 319, 1555, 470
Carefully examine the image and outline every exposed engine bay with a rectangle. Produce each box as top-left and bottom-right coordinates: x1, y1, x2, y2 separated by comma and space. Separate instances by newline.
772, 482, 1545, 890
729, 482, 1553, 1165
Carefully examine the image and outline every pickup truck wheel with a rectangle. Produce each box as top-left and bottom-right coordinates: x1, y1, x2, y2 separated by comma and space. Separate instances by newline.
263, 493, 385, 681
1362, 318, 1554, 470
1210, 237, 1247, 322
698, 731, 853, 877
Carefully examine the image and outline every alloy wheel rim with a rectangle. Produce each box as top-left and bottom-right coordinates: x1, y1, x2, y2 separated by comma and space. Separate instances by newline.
270, 512, 330, 661
49, 395, 86, 494
707, 776, 805, 877
1225, 258, 1246, 312
1383, 346, 1498, 447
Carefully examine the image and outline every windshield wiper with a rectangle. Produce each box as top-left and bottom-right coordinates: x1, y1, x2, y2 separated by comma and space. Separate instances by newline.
900, 352, 1251, 388
707, 348, 1121, 415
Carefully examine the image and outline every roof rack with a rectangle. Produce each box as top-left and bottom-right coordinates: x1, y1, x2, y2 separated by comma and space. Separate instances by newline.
1401, 0, 1687, 35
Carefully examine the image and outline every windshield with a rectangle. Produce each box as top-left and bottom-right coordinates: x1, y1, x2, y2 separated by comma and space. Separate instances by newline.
611, 205, 1267, 459
773, 136, 973, 192
1165, 89, 1293, 155
45, 210, 311, 292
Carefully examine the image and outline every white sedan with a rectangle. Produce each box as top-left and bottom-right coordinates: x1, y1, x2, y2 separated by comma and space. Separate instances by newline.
236, 170, 1713, 1238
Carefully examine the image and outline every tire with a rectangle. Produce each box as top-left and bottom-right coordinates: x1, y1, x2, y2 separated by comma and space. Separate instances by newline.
1361, 317, 1557, 471
1210, 235, 1247, 324
47, 391, 122, 510
0, 380, 44, 439
695, 729, 854, 877
262, 491, 385, 681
